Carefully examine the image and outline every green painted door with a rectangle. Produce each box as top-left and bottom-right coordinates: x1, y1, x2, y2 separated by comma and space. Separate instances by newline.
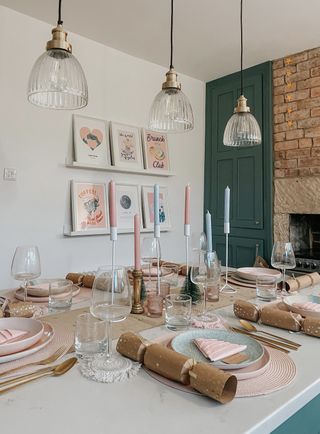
204, 61, 273, 267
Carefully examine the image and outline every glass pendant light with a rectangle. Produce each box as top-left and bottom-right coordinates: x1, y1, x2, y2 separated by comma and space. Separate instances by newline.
27, 0, 88, 110
149, 0, 194, 133
223, 0, 261, 147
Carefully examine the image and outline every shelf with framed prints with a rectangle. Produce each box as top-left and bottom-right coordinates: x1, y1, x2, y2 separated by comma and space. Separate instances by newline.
65, 160, 174, 177
63, 227, 170, 237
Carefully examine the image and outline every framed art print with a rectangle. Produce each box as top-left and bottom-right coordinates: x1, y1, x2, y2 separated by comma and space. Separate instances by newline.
142, 185, 171, 230
110, 122, 144, 170
115, 184, 141, 230
142, 129, 170, 172
73, 115, 110, 166
71, 181, 108, 233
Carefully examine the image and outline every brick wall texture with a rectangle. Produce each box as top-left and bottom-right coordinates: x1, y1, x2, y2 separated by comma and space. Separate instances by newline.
273, 47, 320, 178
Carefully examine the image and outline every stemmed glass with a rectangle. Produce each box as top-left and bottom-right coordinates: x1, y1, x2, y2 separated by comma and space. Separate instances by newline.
271, 242, 296, 297
141, 237, 161, 288
11, 246, 41, 302
190, 249, 220, 322
90, 266, 132, 373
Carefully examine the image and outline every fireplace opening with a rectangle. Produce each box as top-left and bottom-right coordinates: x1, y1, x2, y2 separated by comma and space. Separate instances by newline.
289, 214, 320, 255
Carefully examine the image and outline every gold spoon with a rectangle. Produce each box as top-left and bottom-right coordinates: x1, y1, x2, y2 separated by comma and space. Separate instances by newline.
239, 320, 301, 347
0, 357, 77, 394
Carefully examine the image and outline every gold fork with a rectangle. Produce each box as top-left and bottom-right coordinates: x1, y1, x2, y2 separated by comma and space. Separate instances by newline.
0, 345, 67, 378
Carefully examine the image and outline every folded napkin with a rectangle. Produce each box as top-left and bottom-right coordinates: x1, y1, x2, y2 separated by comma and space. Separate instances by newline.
0, 329, 27, 345
293, 302, 320, 312
194, 338, 247, 362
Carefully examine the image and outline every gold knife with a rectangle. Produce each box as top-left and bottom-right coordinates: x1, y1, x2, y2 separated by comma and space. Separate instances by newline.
232, 328, 290, 353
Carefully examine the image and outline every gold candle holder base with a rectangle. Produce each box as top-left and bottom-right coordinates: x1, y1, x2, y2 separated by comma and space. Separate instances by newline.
131, 269, 144, 314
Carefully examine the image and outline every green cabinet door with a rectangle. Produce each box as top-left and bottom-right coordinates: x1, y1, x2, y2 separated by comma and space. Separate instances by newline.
204, 62, 273, 267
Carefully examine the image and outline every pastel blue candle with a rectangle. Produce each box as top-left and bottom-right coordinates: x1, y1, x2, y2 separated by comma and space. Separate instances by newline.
154, 184, 160, 226
224, 186, 230, 224
206, 210, 212, 252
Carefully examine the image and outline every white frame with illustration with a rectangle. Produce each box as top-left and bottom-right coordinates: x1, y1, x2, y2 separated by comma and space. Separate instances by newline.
110, 122, 144, 170
141, 129, 171, 173
115, 183, 142, 231
73, 115, 110, 166
141, 185, 171, 230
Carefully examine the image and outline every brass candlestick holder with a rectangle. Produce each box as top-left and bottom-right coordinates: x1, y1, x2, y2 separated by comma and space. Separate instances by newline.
131, 269, 144, 314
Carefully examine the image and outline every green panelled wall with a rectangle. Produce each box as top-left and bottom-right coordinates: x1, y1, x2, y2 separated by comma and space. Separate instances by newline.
204, 61, 273, 267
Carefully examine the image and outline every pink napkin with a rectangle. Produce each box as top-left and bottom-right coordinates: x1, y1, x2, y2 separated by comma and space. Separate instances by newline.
0, 329, 27, 345
293, 302, 320, 312
194, 338, 247, 362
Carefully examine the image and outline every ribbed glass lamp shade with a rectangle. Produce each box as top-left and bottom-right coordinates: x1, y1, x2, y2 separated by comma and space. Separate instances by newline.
27, 49, 88, 110
223, 112, 261, 147
149, 88, 194, 133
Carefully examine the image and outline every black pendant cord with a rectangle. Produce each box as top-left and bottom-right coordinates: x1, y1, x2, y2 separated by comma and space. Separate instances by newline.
58, 0, 63, 25
240, 0, 243, 95
170, 0, 174, 69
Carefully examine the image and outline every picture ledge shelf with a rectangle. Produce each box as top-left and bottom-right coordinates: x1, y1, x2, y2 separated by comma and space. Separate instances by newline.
63, 228, 170, 237
65, 161, 174, 177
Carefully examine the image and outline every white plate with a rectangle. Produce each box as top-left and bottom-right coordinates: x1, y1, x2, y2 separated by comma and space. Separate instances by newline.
283, 294, 320, 318
15, 285, 80, 303
0, 323, 54, 364
236, 267, 281, 282
0, 318, 44, 356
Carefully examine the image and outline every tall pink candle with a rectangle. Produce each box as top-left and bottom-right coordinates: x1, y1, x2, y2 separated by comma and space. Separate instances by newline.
108, 180, 117, 228
184, 184, 191, 225
134, 214, 141, 270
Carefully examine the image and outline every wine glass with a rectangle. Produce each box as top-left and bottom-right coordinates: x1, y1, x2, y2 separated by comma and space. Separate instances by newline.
90, 266, 132, 373
141, 237, 161, 288
11, 246, 41, 302
271, 242, 296, 296
190, 249, 219, 322
191, 231, 207, 252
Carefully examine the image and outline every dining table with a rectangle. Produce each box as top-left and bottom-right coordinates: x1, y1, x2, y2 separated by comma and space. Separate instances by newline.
0, 279, 319, 434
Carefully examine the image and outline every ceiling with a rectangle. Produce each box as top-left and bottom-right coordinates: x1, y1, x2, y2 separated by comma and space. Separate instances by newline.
1, 0, 320, 81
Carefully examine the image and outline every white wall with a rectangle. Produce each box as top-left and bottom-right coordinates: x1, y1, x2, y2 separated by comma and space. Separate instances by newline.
0, 6, 205, 288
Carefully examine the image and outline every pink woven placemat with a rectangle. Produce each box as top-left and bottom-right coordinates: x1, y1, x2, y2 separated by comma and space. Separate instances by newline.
144, 346, 296, 398
0, 319, 74, 377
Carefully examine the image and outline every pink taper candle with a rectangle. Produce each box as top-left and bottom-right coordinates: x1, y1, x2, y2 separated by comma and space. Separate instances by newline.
184, 184, 191, 225
134, 214, 141, 270
108, 180, 117, 228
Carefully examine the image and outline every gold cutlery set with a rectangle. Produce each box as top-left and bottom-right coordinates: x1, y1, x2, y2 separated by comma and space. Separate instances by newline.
0, 344, 77, 394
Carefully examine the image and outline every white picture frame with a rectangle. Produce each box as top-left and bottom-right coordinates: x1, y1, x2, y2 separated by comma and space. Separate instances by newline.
73, 115, 110, 166
115, 183, 142, 231
71, 181, 108, 233
142, 129, 171, 173
141, 185, 171, 230
110, 122, 144, 170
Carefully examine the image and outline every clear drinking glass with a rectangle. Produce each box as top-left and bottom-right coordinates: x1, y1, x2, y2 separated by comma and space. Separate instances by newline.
48, 279, 74, 311
206, 255, 221, 302
90, 266, 132, 373
11, 246, 41, 302
75, 313, 107, 360
190, 249, 219, 322
256, 276, 277, 301
271, 242, 296, 296
165, 294, 192, 330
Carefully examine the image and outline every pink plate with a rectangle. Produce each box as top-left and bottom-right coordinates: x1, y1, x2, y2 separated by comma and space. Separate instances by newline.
14, 285, 80, 303
0, 318, 44, 356
0, 323, 54, 364
236, 267, 281, 282
228, 347, 271, 380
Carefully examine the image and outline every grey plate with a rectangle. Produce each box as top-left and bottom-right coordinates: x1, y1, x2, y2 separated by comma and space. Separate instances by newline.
171, 329, 264, 370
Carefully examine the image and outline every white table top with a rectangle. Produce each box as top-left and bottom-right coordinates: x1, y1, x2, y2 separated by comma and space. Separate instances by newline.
1, 290, 320, 434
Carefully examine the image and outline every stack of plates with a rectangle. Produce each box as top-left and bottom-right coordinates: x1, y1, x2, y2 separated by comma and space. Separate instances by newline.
0, 317, 54, 363
15, 278, 80, 303
171, 329, 271, 380
226, 267, 281, 288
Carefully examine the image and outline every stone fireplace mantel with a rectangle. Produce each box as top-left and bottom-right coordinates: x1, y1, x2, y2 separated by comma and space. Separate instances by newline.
274, 175, 320, 241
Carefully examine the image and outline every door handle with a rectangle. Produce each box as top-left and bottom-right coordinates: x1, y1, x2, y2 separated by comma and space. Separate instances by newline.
255, 220, 260, 225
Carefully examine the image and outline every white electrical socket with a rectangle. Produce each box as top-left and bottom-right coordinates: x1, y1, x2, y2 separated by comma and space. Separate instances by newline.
3, 168, 17, 181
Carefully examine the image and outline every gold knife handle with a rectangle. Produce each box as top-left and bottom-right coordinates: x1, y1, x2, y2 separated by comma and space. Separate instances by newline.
233, 327, 297, 350
232, 328, 290, 353
0, 369, 52, 394
260, 331, 301, 347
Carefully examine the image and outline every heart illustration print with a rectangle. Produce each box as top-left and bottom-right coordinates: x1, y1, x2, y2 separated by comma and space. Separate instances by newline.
80, 127, 104, 151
